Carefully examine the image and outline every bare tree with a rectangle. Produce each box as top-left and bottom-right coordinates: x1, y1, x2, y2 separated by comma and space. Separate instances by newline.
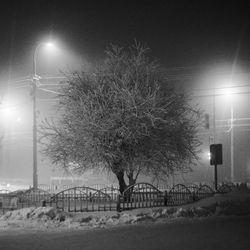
40, 43, 201, 193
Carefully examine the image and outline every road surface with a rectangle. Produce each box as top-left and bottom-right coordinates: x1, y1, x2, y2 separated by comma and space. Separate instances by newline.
0, 216, 249, 250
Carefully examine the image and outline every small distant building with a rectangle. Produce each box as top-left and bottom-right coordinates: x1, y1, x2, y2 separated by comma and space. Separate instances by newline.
50, 176, 84, 187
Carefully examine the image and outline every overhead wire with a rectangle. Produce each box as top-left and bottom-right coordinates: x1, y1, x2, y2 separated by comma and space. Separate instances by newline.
39, 88, 62, 95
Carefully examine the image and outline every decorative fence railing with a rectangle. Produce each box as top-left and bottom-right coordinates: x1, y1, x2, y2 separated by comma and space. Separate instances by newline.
195, 184, 214, 200
0, 188, 51, 213
167, 184, 193, 206
46, 186, 118, 212
37, 184, 119, 193
117, 183, 166, 211
16, 188, 51, 209
117, 183, 224, 211
0, 182, 235, 213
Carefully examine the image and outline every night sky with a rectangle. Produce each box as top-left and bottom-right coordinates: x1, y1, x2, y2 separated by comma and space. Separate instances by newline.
0, 0, 249, 78
0, 0, 250, 185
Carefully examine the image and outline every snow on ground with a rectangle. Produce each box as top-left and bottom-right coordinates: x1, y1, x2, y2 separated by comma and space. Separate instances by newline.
0, 191, 250, 231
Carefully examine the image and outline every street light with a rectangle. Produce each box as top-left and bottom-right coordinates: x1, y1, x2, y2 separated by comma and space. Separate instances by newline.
225, 90, 234, 183
0, 98, 21, 125
230, 103, 234, 183
33, 42, 55, 78
212, 83, 218, 190
32, 41, 55, 189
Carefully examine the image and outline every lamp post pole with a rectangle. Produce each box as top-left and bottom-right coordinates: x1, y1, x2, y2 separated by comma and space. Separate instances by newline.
32, 45, 40, 190
213, 85, 218, 190
31, 42, 55, 189
32, 41, 56, 189
230, 102, 234, 183
32, 79, 38, 189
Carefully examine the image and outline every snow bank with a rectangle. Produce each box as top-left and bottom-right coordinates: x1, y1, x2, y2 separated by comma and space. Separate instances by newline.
0, 192, 250, 231
1, 207, 56, 221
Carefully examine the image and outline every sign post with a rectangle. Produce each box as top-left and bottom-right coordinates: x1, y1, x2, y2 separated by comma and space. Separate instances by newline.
210, 144, 223, 191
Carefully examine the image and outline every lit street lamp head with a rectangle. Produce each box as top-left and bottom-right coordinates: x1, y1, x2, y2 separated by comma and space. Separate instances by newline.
45, 42, 55, 49
33, 41, 56, 78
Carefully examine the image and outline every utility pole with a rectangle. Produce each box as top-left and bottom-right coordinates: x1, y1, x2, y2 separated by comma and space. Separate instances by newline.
230, 103, 234, 183
213, 85, 218, 190
32, 44, 40, 190
213, 86, 216, 144
32, 75, 39, 189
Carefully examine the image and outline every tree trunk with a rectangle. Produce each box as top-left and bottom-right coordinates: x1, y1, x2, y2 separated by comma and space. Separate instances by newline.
128, 175, 136, 187
115, 171, 127, 194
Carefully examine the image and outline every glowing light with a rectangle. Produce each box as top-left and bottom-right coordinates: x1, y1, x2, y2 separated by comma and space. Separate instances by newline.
207, 152, 211, 160
35, 41, 57, 59
221, 87, 236, 106
45, 42, 55, 49
224, 88, 235, 98
1, 106, 14, 120
16, 117, 22, 123
0, 96, 23, 125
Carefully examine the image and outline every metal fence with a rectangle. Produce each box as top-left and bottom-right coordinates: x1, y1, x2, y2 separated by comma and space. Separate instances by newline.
0, 188, 51, 214
46, 186, 118, 212
0, 193, 17, 214
16, 188, 51, 208
117, 183, 166, 211
0, 182, 236, 214
117, 183, 216, 211
195, 184, 214, 200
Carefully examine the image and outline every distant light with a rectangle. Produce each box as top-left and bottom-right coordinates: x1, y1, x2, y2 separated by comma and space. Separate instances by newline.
46, 42, 55, 48
225, 89, 232, 97
1, 107, 13, 119
40, 41, 57, 56
43, 42, 56, 52
0, 99, 22, 124
207, 152, 211, 160
223, 87, 236, 104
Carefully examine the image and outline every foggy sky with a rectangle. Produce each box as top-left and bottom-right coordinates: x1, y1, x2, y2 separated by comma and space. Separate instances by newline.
0, 1, 250, 185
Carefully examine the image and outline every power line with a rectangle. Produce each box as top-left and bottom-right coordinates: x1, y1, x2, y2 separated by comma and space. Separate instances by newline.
40, 76, 67, 80
216, 117, 250, 122
193, 90, 250, 98
39, 88, 62, 95
39, 83, 68, 86
193, 83, 250, 92
10, 84, 30, 89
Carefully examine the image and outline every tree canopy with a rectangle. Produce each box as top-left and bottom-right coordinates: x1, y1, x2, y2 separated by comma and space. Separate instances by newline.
40, 43, 201, 193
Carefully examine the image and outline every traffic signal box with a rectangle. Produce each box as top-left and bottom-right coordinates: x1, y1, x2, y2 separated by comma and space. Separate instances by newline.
210, 144, 223, 165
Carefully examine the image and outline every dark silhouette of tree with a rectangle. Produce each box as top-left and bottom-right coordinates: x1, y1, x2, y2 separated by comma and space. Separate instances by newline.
40, 43, 201, 194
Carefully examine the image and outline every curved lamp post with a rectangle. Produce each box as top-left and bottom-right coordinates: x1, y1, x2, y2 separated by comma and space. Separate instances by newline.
225, 90, 234, 183
32, 42, 55, 189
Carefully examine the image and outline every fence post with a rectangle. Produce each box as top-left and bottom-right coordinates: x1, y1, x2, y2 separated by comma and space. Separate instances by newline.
164, 191, 168, 206
116, 194, 121, 212
42, 200, 46, 207
192, 191, 198, 202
